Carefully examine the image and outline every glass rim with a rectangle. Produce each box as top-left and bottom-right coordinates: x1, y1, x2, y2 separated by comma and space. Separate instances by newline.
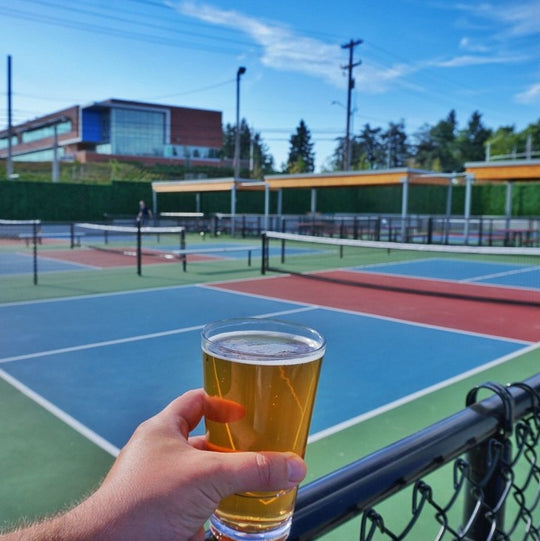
201, 317, 326, 362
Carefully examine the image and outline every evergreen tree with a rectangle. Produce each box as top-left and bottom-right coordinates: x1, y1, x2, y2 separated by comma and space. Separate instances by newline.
382, 121, 410, 168
286, 120, 315, 173
455, 111, 492, 163
222, 120, 274, 176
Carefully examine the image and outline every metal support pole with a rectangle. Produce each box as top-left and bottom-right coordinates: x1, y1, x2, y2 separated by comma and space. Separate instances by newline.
152, 189, 158, 219
32, 220, 38, 285
264, 183, 269, 231
505, 181, 513, 230
136, 220, 142, 276
6, 55, 14, 179
52, 124, 59, 182
231, 184, 237, 236
400, 176, 409, 242
464, 174, 473, 245
234, 66, 246, 181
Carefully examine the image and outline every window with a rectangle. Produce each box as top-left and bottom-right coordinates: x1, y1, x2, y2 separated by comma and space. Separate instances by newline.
110, 108, 166, 157
21, 120, 72, 143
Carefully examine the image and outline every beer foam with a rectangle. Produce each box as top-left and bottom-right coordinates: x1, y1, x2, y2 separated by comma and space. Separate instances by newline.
203, 330, 325, 365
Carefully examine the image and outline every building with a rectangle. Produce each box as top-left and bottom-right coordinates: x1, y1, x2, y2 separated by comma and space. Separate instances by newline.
0, 98, 223, 167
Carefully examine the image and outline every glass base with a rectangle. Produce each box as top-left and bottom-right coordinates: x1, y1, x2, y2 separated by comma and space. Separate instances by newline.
209, 514, 292, 541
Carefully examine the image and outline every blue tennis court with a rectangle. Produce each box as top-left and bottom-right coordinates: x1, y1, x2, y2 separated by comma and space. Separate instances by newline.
0, 252, 95, 275
355, 257, 540, 288
0, 279, 533, 454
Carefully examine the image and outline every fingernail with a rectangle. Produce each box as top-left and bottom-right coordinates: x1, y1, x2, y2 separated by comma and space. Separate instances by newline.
287, 455, 306, 484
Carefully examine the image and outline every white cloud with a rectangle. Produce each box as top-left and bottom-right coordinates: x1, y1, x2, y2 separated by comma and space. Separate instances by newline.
432, 53, 521, 68
515, 82, 540, 103
171, 1, 344, 86
169, 1, 415, 94
459, 37, 489, 53
454, 2, 540, 38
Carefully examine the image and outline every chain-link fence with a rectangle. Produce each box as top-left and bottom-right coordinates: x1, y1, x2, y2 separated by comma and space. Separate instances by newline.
287, 374, 540, 540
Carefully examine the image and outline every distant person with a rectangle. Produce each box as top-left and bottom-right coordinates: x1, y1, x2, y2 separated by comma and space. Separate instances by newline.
136, 200, 153, 225
0, 389, 306, 541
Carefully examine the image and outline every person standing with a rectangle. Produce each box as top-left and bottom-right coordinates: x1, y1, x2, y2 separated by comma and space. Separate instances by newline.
136, 200, 153, 225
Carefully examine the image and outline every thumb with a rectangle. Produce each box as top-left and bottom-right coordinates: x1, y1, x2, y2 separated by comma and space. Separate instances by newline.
211, 451, 307, 496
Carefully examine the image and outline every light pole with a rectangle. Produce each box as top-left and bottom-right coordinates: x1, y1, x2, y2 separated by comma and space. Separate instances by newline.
234, 66, 246, 180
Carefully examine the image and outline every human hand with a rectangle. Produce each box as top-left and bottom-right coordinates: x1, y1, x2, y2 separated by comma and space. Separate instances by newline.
78, 389, 307, 540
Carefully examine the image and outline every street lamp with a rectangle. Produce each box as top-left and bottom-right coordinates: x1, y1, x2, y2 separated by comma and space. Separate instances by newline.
234, 66, 246, 180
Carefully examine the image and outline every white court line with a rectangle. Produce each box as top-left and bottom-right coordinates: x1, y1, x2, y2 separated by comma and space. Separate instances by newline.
0, 306, 317, 365
0, 306, 317, 456
0, 368, 120, 457
308, 341, 540, 443
463, 265, 539, 284
203, 283, 532, 345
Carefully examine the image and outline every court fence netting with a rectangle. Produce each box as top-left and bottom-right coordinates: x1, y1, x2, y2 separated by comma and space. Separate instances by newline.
261, 231, 540, 308
206, 374, 540, 540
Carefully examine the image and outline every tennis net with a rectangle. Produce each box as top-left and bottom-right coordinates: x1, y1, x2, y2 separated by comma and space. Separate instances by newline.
73, 222, 186, 274
261, 231, 540, 307
0, 219, 41, 240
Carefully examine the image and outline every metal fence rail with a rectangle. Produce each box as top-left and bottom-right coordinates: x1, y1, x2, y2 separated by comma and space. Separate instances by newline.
288, 374, 540, 540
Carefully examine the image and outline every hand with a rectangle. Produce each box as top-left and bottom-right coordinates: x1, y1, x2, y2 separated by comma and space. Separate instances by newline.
2, 389, 306, 541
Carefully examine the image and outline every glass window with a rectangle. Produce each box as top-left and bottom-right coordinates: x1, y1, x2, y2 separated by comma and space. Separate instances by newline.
13, 147, 65, 162
111, 108, 165, 157
0, 135, 17, 149
21, 120, 72, 143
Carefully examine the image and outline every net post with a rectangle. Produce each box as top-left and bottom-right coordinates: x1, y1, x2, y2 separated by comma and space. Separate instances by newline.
70, 222, 75, 249
136, 220, 142, 276
281, 238, 286, 263
427, 217, 433, 244
32, 220, 38, 285
180, 228, 187, 272
261, 233, 267, 275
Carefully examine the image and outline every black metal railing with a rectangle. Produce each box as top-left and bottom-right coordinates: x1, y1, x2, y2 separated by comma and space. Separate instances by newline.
288, 374, 540, 540
204, 374, 540, 540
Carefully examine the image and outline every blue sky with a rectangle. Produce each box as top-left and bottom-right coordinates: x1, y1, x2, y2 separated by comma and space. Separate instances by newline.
1, 0, 540, 170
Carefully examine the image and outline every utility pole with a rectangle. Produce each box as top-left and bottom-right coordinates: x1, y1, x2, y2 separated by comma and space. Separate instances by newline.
6, 55, 14, 179
341, 39, 362, 171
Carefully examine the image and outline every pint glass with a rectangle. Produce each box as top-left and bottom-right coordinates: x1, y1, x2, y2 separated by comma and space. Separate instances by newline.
202, 318, 326, 541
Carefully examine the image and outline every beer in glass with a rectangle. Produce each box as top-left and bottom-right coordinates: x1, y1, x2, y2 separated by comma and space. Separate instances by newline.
202, 318, 325, 541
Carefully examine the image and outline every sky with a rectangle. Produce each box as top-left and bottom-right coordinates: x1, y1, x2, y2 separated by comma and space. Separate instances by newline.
1, 0, 540, 171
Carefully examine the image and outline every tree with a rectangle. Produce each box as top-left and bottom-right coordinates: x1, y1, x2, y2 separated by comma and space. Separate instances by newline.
250, 132, 274, 177
222, 120, 274, 176
413, 110, 461, 172
286, 120, 315, 173
455, 111, 492, 163
382, 120, 410, 168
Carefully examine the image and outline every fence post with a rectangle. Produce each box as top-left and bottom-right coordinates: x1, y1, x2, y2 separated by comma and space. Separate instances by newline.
461, 383, 514, 540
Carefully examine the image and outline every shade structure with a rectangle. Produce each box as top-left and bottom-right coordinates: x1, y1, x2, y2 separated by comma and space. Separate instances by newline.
151, 163, 540, 238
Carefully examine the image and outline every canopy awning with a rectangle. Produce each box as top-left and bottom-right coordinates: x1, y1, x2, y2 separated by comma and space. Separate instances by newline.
465, 159, 540, 182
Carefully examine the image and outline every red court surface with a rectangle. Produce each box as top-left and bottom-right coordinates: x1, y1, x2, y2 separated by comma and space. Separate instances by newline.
40, 249, 220, 268
209, 273, 540, 343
